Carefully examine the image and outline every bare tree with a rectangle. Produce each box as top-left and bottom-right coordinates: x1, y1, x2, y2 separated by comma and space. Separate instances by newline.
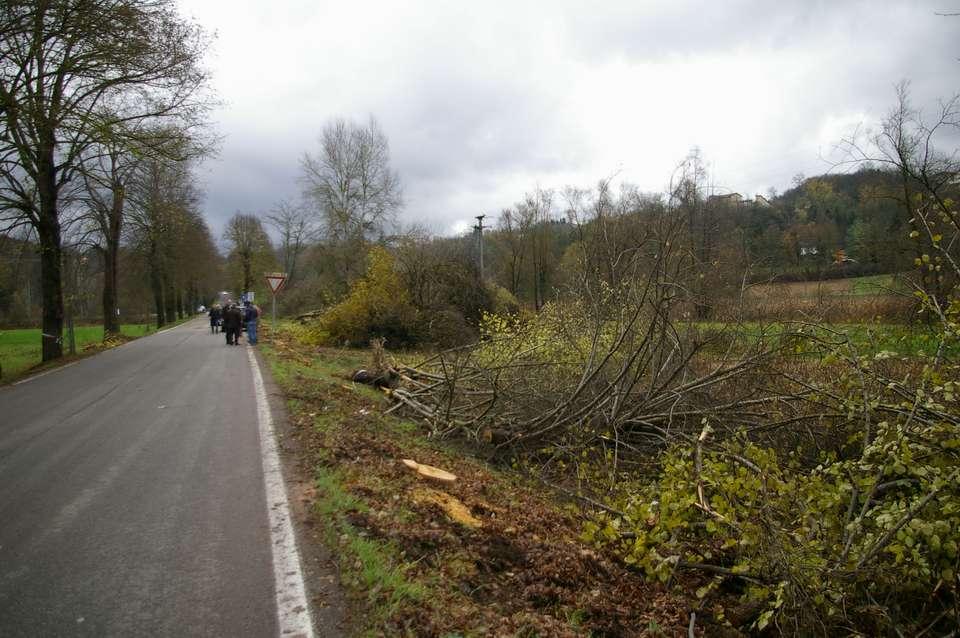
836, 82, 960, 305
564, 180, 616, 287
222, 214, 275, 295
560, 179, 665, 300
265, 200, 315, 284
0, 0, 213, 360
669, 148, 716, 318
521, 187, 555, 311
299, 116, 402, 283
125, 157, 202, 327
174, 211, 220, 315
394, 226, 446, 311
77, 126, 212, 336
495, 207, 527, 297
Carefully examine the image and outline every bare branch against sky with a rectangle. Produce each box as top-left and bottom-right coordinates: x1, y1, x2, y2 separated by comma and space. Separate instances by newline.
176, 0, 960, 236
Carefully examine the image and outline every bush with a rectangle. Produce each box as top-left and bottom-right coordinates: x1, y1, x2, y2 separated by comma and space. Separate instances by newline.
583, 309, 960, 635
313, 247, 420, 347
423, 308, 476, 348
277, 277, 337, 317
586, 421, 960, 634
486, 283, 520, 316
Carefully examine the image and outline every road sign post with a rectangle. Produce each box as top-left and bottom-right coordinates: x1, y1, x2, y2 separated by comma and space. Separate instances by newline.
264, 272, 288, 326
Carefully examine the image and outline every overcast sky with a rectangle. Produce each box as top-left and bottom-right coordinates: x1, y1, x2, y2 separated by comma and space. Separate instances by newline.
176, 0, 959, 238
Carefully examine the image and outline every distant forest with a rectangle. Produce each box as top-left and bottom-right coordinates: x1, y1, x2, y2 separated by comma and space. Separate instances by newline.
0, 166, 935, 327
461, 166, 925, 314
745, 168, 918, 278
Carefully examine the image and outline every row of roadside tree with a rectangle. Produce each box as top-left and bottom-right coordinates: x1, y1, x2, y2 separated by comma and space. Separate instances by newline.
0, 0, 219, 360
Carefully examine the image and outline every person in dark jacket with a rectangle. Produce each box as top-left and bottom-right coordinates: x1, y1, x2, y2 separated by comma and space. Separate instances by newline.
209, 305, 222, 333
230, 304, 243, 345
223, 304, 243, 345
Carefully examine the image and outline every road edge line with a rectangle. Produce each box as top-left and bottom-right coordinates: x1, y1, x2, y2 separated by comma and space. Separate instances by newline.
11, 360, 80, 386
248, 346, 315, 638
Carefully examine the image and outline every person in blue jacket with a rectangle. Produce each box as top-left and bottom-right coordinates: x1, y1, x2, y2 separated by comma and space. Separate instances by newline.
244, 301, 261, 345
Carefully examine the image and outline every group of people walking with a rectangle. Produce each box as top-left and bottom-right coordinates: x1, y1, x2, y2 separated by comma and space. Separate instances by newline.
208, 301, 261, 346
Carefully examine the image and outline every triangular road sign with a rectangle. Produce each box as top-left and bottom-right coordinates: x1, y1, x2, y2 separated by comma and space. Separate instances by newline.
265, 272, 287, 293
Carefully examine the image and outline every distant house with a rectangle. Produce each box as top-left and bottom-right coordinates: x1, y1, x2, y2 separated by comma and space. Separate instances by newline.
705, 191, 776, 210
833, 249, 856, 264
708, 192, 743, 204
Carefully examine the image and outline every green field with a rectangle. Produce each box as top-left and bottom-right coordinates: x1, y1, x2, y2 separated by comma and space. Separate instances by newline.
847, 273, 908, 295
0, 323, 159, 382
748, 273, 910, 298
694, 319, 954, 360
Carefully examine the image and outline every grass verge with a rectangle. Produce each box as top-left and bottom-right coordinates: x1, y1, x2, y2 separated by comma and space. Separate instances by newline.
0, 317, 192, 383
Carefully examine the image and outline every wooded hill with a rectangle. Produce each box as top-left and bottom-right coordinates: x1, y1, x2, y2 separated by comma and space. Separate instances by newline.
445, 167, 927, 315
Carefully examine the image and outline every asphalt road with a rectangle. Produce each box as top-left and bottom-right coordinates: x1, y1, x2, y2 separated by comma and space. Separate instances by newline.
0, 319, 289, 637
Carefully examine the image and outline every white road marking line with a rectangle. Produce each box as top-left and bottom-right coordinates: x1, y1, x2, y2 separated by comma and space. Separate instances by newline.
248, 347, 315, 638
11, 360, 80, 385
155, 320, 189, 335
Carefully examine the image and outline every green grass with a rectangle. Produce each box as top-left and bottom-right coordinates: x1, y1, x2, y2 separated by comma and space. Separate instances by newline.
817, 322, 947, 356
315, 467, 427, 629
695, 320, 953, 358
752, 273, 912, 298
848, 273, 904, 295
314, 466, 368, 518
0, 322, 163, 382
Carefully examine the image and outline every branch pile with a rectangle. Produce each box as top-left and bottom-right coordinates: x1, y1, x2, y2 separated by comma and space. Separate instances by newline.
384, 296, 803, 467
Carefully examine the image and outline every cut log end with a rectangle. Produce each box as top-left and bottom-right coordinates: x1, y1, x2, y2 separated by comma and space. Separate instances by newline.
401, 458, 457, 483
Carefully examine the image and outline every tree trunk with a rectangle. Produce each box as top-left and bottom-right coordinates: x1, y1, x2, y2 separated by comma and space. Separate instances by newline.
165, 281, 176, 322
150, 240, 165, 327
153, 284, 165, 327
36, 153, 64, 362
242, 249, 253, 293
101, 189, 123, 337
102, 239, 120, 336
531, 242, 541, 311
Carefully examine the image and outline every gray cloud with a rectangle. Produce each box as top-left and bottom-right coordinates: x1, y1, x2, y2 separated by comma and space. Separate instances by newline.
179, 0, 960, 238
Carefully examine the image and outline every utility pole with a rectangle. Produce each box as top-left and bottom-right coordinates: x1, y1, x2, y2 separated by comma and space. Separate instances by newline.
474, 214, 485, 281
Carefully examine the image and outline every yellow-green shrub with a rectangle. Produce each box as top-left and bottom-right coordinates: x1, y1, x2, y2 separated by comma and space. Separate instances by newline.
313, 247, 419, 347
